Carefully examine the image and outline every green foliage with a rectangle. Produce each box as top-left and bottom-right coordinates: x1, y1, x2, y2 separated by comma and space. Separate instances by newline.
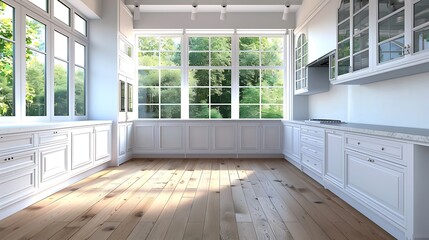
0, 3, 14, 116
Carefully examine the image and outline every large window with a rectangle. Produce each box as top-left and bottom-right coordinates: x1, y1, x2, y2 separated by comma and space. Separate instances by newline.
138, 36, 182, 118
0, 0, 88, 121
238, 36, 284, 119
25, 15, 47, 116
189, 36, 232, 119
0, 1, 15, 116
137, 33, 286, 119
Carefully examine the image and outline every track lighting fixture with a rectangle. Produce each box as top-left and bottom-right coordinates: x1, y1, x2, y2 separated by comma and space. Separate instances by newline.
133, 4, 140, 20
220, 1, 227, 21
191, 1, 198, 21
282, 1, 290, 21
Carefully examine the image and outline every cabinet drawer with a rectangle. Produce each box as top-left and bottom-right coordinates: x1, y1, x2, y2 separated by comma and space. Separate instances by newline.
302, 153, 322, 173
0, 150, 37, 174
38, 130, 69, 146
301, 143, 324, 160
345, 134, 404, 164
0, 166, 37, 209
301, 135, 324, 148
301, 126, 324, 138
0, 133, 35, 153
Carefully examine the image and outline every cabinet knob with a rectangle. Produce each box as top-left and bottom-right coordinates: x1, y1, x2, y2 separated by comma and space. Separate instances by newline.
381, 147, 385, 151
11, 157, 13, 160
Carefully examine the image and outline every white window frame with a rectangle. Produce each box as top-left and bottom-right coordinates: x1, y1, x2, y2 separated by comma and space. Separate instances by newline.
0, 0, 89, 122
136, 31, 288, 120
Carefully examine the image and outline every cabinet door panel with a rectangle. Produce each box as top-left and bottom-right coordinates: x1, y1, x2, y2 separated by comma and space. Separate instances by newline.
345, 150, 404, 225
0, 167, 37, 208
0, 133, 34, 153
95, 125, 111, 162
119, 124, 127, 155
0, 150, 37, 174
71, 128, 93, 170
213, 125, 236, 152
188, 125, 210, 151
262, 125, 281, 151
40, 145, 69, 183
325, 131, 344, 187
134, 125, 156, 151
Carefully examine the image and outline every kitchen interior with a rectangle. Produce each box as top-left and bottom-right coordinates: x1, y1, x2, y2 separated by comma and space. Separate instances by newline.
1, 0, 429, 239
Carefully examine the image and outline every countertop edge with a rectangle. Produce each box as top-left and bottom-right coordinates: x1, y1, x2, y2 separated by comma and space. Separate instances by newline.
282, 120, 429, 145
0, 120, 113, 135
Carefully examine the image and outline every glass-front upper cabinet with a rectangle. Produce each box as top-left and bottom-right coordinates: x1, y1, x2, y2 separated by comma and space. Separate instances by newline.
334, 0, 429, 84
295, 34, 308, 93
413, 0, 429, 53
378, 0, 405, 63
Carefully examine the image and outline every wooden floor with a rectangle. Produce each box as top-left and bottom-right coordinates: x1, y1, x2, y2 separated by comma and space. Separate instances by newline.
0, 158, 394, 240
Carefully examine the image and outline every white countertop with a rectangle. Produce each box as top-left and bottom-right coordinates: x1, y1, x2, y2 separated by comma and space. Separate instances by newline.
0, 120, 113, 135
283, 120, 429, 145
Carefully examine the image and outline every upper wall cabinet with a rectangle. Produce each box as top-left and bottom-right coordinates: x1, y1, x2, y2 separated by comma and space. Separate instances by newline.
332, 0, 429, 85
295, 34, 309, 94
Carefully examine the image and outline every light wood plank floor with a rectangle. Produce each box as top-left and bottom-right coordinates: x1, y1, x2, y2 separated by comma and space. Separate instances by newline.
0, 159, 395, 240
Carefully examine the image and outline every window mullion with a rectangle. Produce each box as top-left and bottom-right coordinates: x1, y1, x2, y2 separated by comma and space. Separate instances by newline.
231, 33, 239, 119
182, 34, 189, 119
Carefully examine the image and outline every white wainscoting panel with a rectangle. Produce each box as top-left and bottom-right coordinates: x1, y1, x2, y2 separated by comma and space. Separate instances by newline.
188, 125, 210, 152
159, 124, 184, 151
262, 125, 282, 151
213, 124, 236, 152
239, 124, 260, 151
134, 124, 156, 151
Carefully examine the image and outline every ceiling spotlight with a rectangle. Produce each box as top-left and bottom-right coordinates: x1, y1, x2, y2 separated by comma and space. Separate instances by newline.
220, 1, 227, 21
191, 1, 198, 21
133, 4, 140, 20
282, 2, 290, 21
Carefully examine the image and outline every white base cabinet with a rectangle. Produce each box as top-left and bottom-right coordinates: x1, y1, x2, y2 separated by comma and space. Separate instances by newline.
0, 122, 112, 221
283, 123, 301, 166
325, 130, 344, 188
134, 120, 283, 157
118, 122, 133, 165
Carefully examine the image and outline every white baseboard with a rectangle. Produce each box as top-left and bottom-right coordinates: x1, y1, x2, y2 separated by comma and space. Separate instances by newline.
132, 153, 284, 159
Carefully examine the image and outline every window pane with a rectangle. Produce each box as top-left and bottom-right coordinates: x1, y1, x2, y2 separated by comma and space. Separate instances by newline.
353, 0, 368, 13
239, 37, 259, 50
160, 88, 181, 104
211, 105, 231, 119
353, 7, 368, 34
160, 69, 181, 86
261, 37, 283, 51
378, 11, 404, 42
0, 39, 14, 116
138, 87, 159, 104
414, 26, 429, 53
189, 69, 209, 86
54, 60, 68, 116
26, 16, 46, 52
211, 52, 231, 66
338, 58, 350, 76
338, 20, 350, 42
189, 52, 209, 66
160, 105, 181, 118
353, 29, 369, 52
0, 2, 14, 40
26, 50, 46, 116
262, 69, 283, 86
189, 37, 209, 50
261, 105, 282, 118
211, 88, 231, 104
338, 39, 350, 59
54, 31, 68, 60
189, 105, 209, 118
261, 52, 283, 66
127, 83, 133, 112
189, 88, 209, 104
139, 37, 158, 51
138, 105, 159, 118
378, 0, 404, 19
211, 69, 231, 86
161, 37, 181, 51
239, 105, 260, 118
74, 13, 87, 36
353, 50, 369, 71
75, 66, 85, 116
211, 37, 231, 51
138, 52, 158, 66
239, 52, 259, 66
160, 52, 180, 66
379, 36, 404, 63
120, 81, 125, 112
75, 42, 85, 66
54, 0, 70, 25
261, 88, 283, 104
240, 88, 260, 104
29, 0, 47, 12
338, 0, 350, 23
239, 70, 260, 86
139, 70, 159, 86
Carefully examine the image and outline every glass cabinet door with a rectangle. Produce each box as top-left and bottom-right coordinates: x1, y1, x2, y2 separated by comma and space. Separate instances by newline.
352, 0, 369, 71
295, 34, 308, 92
337, 0, 351, 76
377, 0, 405, 63
120, 80, 126, 112
127, 83, 133, 112
413, 0, 429, 53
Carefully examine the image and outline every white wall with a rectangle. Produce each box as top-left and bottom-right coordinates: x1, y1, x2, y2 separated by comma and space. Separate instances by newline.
300, 0, 429, 129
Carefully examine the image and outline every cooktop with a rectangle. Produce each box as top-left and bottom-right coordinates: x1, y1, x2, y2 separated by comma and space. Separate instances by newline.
305, 119, 343, 124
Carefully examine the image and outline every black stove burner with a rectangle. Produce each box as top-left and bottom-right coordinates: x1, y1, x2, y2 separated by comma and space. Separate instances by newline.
305, 119, 343, 124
